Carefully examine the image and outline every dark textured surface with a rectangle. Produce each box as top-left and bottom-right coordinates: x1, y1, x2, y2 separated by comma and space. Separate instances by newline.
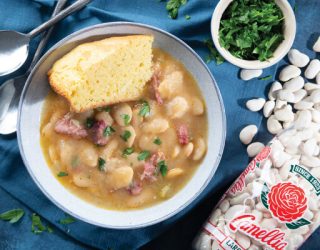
0, 0, 319, 249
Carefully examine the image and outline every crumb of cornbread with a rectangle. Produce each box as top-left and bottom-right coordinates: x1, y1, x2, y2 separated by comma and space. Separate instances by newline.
48, 35, 154, 113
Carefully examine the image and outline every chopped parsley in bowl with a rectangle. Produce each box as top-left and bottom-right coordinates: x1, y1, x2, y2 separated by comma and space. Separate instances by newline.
211, 0, 296, 69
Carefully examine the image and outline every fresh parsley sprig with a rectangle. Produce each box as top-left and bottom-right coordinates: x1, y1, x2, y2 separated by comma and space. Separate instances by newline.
166, 0, 187, 19
0, 209, 24, 223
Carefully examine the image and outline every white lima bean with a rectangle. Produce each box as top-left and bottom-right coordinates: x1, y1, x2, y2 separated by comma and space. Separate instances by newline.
263, 100, 275, 118
293, 100, 313, 110
288, 49, 310, 67
73, 173, 92, 188
310, 89, 320, 103
230, 192, 250, 205
167, 168, 184, 179
166, 96, 189, 118
302, 138, 317, 156
317, 72, 320, 85
305, 59, 320, 79
240, 69, 263, 81
80, 146, 98, 167
106, 166, 133, 190
277, 89, 295, 103
283, 76, 304, 92
304, 82, 320, 93
121, 126, 136, 147
293, 89, 307, 103
246, 98, 266, 112
142, 118, 169, 134
219, 199, 230, 213
295, 110, 312, 130
183, 142, 194, 157
279, 65, 301, 82
312, 110, 320, 123
267, 115, 283, 134
274, 99, 287, 110
313, 36, 320, 52
268, 81, 282, 101
113, 103, 132, 126
239, 125, 258, 144
191, 97, 204, 115
224, 205, 248, 221
247, 142, 265, 157
158, 71, 183, 99
274, 105, 294, 122
193, 138, 206, 161
301, 155, 320, 168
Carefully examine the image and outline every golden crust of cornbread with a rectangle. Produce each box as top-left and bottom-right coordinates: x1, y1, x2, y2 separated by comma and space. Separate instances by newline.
48, 35, 154, 113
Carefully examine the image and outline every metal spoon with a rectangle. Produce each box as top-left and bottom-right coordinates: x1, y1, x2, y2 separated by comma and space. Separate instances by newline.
0, 0, 71, 135
0, 0, 91, 77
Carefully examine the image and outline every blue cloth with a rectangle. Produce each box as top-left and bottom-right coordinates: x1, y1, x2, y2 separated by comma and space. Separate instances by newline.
0, 0, 319, 249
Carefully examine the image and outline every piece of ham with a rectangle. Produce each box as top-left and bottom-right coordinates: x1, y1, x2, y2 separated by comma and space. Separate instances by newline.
141, 152, 165, 182
88, 120, 109, 146
151, 72, 163, 105
127, 181, 143, 196
54, 113, 88, 139
149, 151, 165, 165
141, 162, 157, 182
177, 124, 189, 145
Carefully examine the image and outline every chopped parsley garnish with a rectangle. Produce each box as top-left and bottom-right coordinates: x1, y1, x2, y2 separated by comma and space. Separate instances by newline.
166, 0, 187, 19
121, 114, 131, 125
157, 160, 168, 177
0, 209, 24, 223
86, 118, 95, 128
59, 216, 76, 225
31, 214, 47, 234
123, 147, 134, 156
137, 150, 151, 161
138, 100, 150, 117
153, 137, 162, 145
258, 75, 272, 81
98, 157, 106, 171
219, 0, 284, 61
57, 171, 68, 177
120, 130, 131, 141
103, 126, 115, 137
185, 15, 191, 20
204, 39, 225, 65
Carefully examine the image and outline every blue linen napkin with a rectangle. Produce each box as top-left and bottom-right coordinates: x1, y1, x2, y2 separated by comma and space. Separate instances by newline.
0, 0, 319, 249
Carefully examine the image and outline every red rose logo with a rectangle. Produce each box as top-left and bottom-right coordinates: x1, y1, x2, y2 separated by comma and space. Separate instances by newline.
268, 182, 307, 222
255, 146, 271, 162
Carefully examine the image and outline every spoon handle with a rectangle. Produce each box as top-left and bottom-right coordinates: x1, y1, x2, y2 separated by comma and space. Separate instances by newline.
28, 0, 68, 71
28, 0, 92, 38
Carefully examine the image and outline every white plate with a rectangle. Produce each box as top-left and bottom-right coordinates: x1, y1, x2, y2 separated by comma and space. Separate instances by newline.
17, 22, 226, 229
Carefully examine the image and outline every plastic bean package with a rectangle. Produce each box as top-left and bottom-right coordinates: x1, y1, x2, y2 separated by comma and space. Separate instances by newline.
194, 125, 320, 250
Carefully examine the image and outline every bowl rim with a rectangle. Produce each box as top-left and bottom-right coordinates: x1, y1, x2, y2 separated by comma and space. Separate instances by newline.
17, 21, 227, 229
211, 0, 296, 69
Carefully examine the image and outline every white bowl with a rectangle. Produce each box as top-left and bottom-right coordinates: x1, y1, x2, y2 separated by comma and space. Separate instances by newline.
17, 22, 226, 229
211, 0, 296, 69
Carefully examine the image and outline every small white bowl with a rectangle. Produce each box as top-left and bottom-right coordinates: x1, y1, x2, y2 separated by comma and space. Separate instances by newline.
211, 0, 296, 69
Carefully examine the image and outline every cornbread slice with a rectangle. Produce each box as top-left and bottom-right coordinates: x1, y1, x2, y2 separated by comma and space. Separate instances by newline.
48, 35, 154, 112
